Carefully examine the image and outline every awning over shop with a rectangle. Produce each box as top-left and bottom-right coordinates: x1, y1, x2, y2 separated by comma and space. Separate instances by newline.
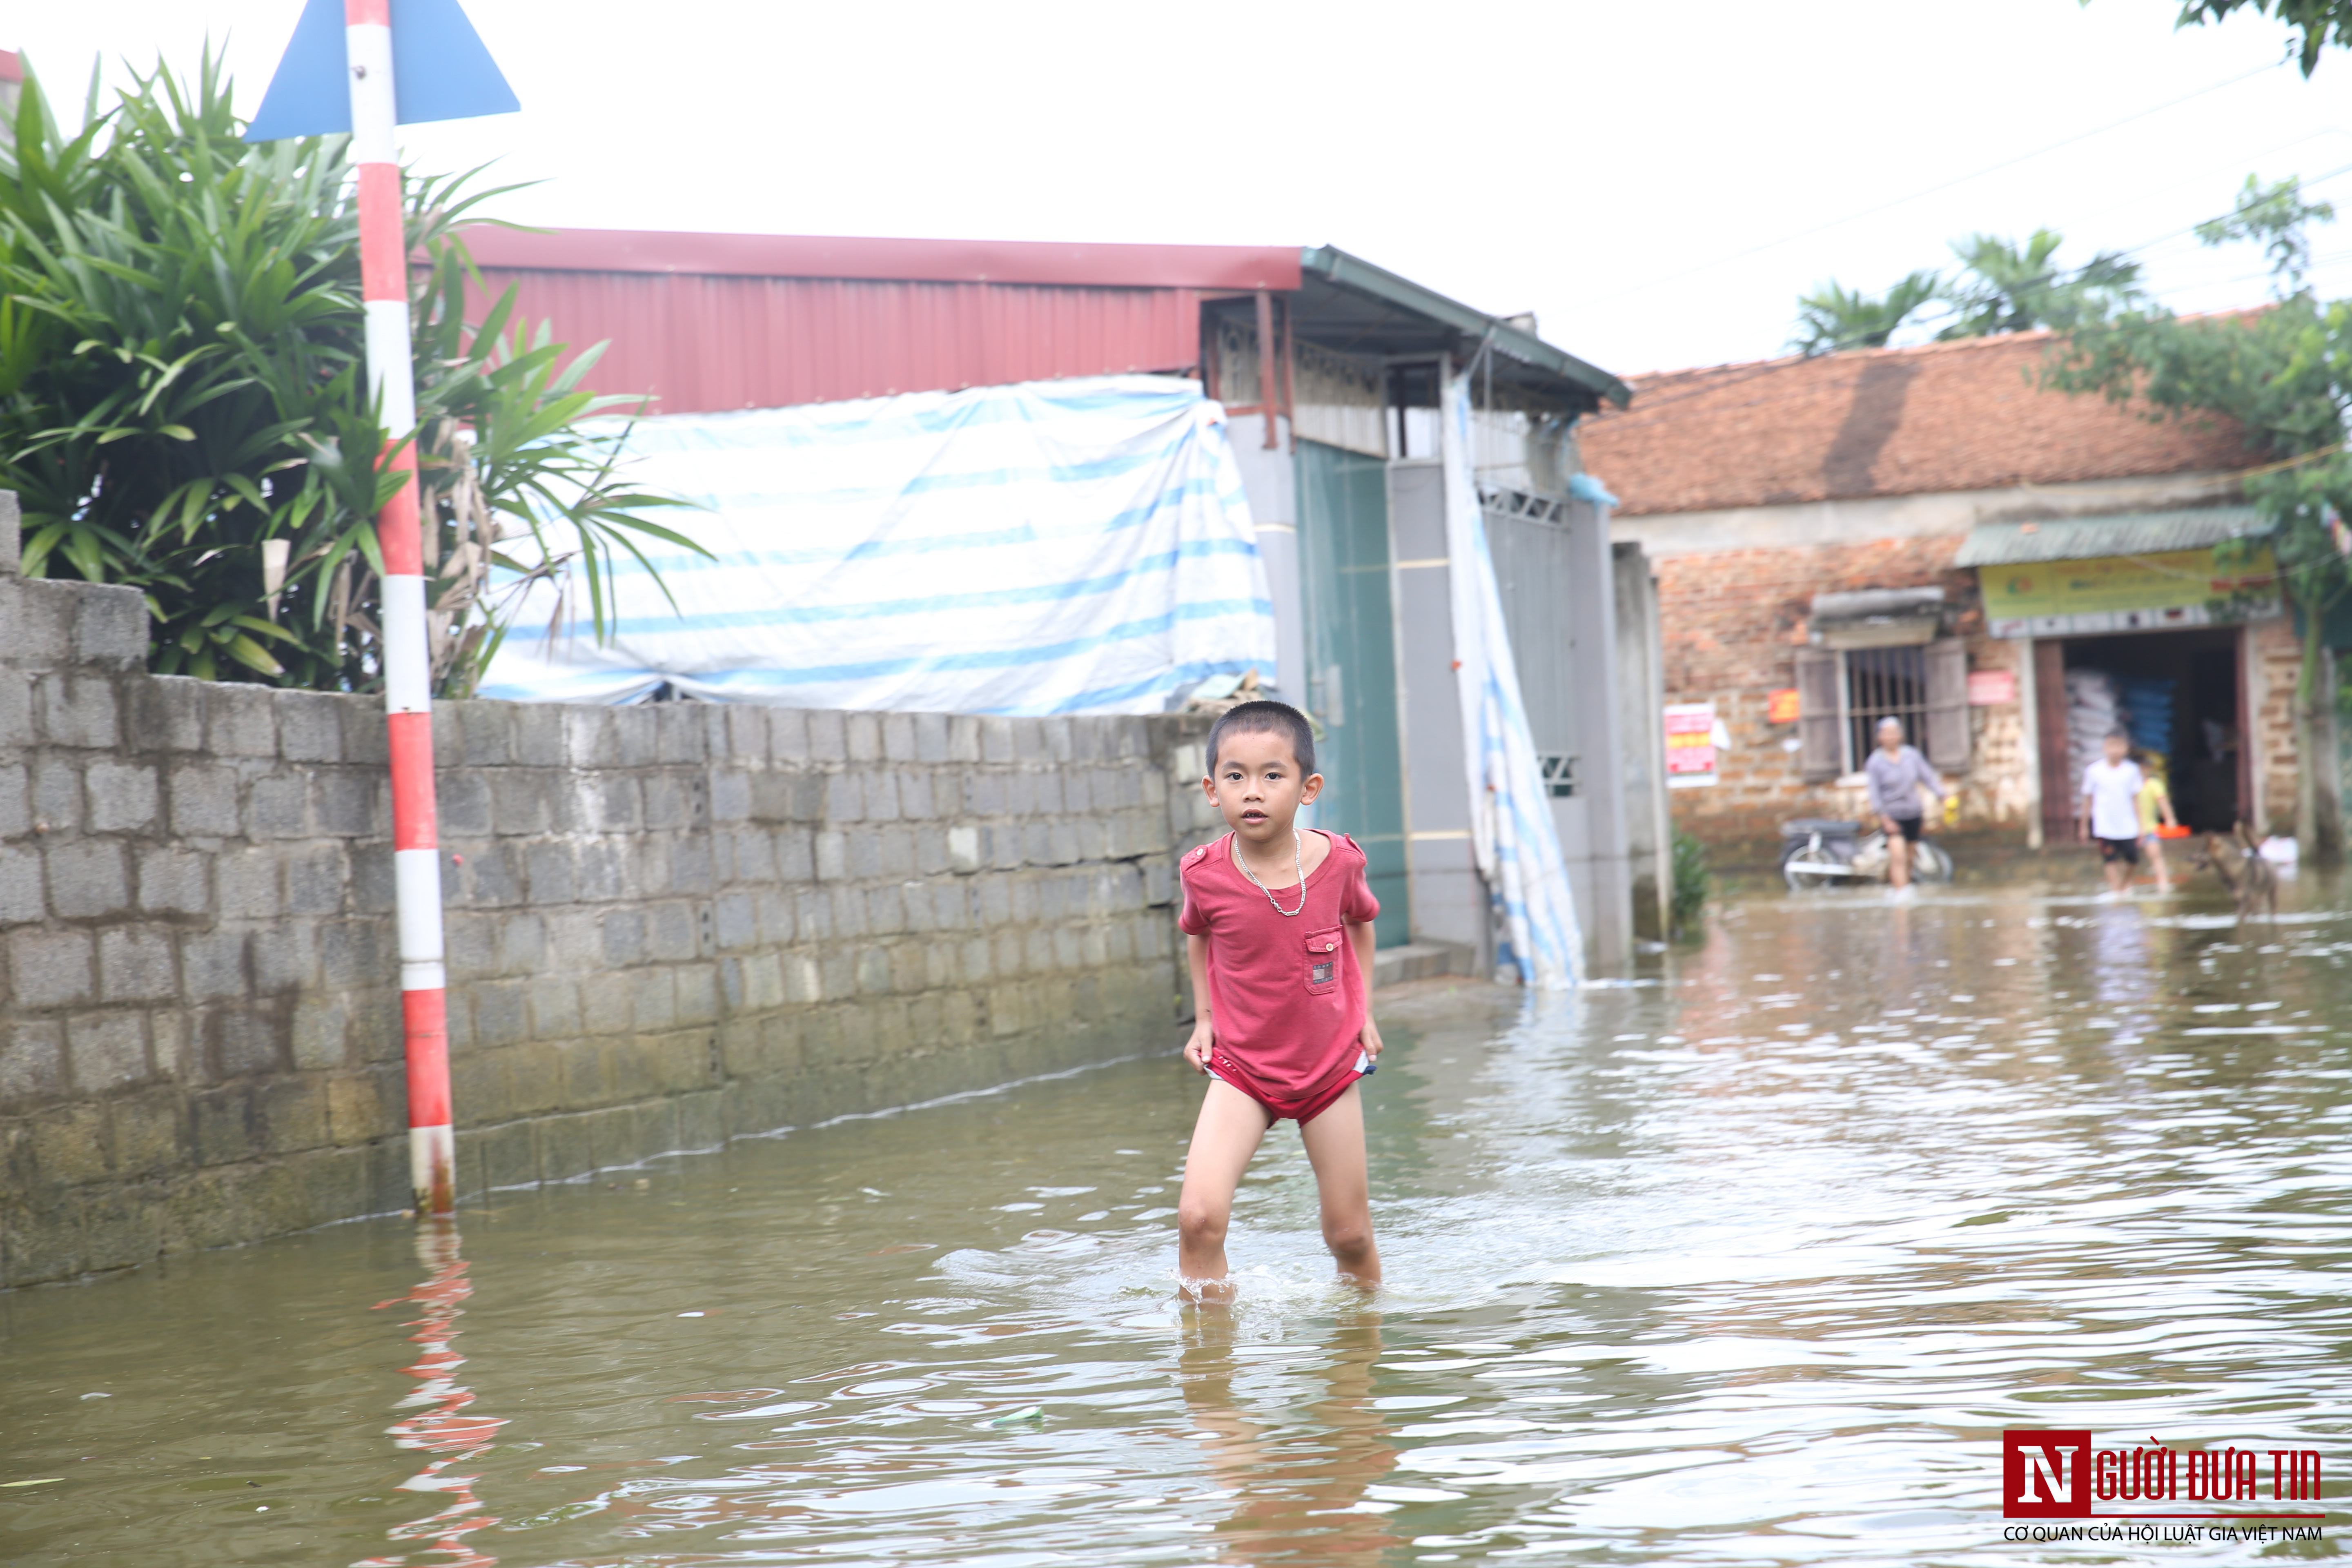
1952, 505, 2266, 567
1958, 506, 2280, 639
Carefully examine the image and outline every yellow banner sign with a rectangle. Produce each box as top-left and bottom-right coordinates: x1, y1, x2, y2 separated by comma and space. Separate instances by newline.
1978, 545, 2278, 636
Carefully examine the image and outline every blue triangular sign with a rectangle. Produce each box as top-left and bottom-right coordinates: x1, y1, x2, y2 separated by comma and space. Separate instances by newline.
246, 0, 519, 142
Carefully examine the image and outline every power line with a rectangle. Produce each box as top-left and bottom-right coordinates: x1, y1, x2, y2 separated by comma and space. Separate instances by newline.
1586, 60, 2288, 307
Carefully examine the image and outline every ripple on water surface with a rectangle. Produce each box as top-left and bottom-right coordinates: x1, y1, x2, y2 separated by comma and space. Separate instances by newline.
1, 881, 2347, 1565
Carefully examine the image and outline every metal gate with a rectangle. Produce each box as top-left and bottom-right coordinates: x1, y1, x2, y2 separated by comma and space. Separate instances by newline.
1296, 439, 1412, 944
1481, 489, 1580, 800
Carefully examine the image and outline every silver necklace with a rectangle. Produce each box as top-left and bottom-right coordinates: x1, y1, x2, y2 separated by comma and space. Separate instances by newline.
1235, 830, 1307, 917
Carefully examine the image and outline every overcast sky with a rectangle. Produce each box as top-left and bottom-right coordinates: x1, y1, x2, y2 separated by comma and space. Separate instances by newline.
18, 1, 2351, 379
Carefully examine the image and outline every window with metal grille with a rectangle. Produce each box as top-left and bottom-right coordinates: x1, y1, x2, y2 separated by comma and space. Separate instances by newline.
1842, 646, 1930, 771
1539, 752, 1578, 798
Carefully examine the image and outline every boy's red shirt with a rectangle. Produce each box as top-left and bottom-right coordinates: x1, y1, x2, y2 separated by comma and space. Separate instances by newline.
1177, 830, 1380, 1118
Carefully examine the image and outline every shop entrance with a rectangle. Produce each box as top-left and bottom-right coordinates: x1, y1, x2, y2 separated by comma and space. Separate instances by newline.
2035, 626, 2245, 840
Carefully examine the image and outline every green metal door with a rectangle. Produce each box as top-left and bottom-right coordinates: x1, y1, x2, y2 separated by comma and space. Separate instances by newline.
1296, 439, 1412, 946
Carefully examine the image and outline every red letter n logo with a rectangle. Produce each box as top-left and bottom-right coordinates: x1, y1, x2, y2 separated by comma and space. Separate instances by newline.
2004, 1430, 2092, 1518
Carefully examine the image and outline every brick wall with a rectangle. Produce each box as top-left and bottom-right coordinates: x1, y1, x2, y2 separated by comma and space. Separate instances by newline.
1650, 535, 2032, 845
0, 498, 1216, 1287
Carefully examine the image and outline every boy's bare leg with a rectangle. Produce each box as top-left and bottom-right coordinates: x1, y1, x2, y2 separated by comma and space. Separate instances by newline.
1298, 1085, 1380, 1289
2148, 838, 2171, 891
1177, 1080, 1272, 1300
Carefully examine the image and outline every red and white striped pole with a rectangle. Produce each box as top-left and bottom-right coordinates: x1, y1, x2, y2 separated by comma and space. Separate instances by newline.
345, 0, 453, 1216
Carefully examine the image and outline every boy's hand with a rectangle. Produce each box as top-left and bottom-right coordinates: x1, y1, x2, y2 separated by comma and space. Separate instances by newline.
1359, 1015, 1384, 1063
1183, 1020, 1215, 1074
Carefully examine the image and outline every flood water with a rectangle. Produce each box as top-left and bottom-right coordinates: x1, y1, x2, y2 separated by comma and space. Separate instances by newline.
4, 872, 2348, 1566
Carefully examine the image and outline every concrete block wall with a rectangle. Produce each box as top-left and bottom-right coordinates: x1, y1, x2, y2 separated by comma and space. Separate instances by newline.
0, 499, 1208, 1287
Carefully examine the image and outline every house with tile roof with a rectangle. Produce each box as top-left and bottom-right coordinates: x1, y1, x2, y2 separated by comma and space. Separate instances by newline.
1578, 331, 2292, 852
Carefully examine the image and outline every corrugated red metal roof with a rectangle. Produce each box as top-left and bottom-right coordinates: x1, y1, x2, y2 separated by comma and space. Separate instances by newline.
465, 227, 1301, 290
462, 227, 1297, 414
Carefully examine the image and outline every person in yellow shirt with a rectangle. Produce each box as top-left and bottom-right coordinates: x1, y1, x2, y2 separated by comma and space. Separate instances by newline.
2135, 750, 2181, 892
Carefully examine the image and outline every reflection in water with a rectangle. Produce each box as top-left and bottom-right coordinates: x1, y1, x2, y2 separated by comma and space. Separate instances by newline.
358, 1222, 506, 1568
1178, 1311, 1397, 1564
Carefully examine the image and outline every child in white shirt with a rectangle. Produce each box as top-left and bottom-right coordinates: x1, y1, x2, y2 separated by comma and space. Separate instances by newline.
2078, 730, 2146, 896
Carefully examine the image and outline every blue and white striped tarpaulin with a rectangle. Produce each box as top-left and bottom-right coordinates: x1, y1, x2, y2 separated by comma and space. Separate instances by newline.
1439, 371, 1584, 989
477, 375, 1276, 714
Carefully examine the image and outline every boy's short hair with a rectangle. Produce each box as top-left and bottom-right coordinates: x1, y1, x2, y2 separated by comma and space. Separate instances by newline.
1207, 700, 1317, 777
2106, 727, 2131, 742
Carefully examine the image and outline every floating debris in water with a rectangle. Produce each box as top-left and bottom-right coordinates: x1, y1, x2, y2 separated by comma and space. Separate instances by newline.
0, 1479, 62, 1489
79, 1392, 109, 1400
983, 1405, 1044, 1427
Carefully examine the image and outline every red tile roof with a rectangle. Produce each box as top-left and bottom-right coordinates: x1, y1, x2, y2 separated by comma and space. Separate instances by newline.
1579, 331, 2254, 517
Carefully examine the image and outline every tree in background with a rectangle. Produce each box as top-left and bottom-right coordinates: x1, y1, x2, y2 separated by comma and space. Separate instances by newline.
1790, 231, 2139, 355
2047, 175, 2350, 864
0, 52, 697, 695
1790, 271, 1942, 356
1936, 230, 2142, 338
2169, 0, 2352, 74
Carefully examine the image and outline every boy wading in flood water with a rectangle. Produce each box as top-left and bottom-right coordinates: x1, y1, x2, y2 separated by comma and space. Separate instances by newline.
1175, 701, 1383, 1301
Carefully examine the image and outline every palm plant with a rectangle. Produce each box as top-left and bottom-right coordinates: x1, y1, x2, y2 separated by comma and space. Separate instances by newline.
1937, 229, 2140, 339
0, 50, 698, 693
1789, 270, 1941, 356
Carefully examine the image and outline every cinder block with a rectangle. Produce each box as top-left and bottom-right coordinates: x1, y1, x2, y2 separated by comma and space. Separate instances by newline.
644, 772, 695, 831
290, 995, 350, 1070
326, 1065, 401, 1144
80, 760, 159, 834
489, 771, 551, 835
29, 757, 80, 835
206, 682, 278, 757
527, 976, 583, 1039
600, 908, 648, 967
768, 706, 811, 762
713, 890, 757, 951
861, 770, 900, 822
134, 846, 208, 915
338, 698, 389, 765
275, 690, 345, 762
561, 706, 614, 768
512, 702, 565, 766
472, 980, 530, 1048
168, 763, 239, 838
282, 845, 347, 916
845, 711, 881, 762
0, 763, 25, 839
647, 902, 699, 962
518, 841, 575, 906
806, 708, 846, 762
44, 841, 127, 920
213, 846, 281, 921
98, 927, 175, 1002
0, 845, 42, 926
709, 768, 751, 823
245, 774, 310, 837
630, 967, 678, 1030
24, 1098, 109, 1185
37, 673, 118, 750
178, 927, 248, 999
0, 1019, 65, 1105
493, 909, 546, 976
455, 702, 515, 767
910, 711, 951, 763
249, 920, 318, 991
72, 583, 149, 669
8, 577, 78, 668
106, 1087, 185, 1176
655, 702, 705, 764
312, 771, 382, 837
573, 841, 626, 902
120, 676, 206, 752
255, 1076, 330, 1153
675, 964, 718, 1025
66, 1009, 149, 1090
880, 712, 919, 761
437, 771, 492, 837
